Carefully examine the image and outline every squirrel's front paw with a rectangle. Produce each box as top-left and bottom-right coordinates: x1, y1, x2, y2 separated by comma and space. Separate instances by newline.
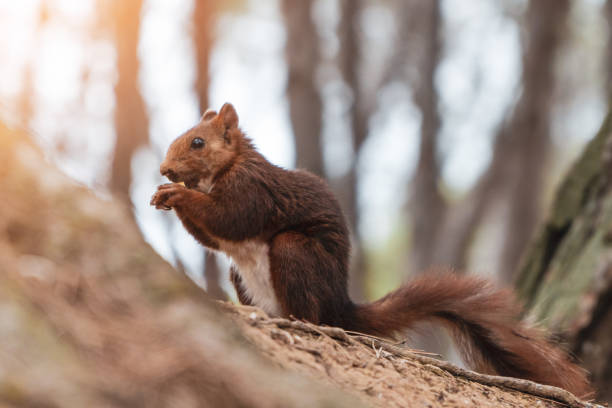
150, 183, 189, 210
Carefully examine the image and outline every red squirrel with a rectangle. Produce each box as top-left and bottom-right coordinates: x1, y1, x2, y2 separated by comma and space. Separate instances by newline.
150, 103, 592, 397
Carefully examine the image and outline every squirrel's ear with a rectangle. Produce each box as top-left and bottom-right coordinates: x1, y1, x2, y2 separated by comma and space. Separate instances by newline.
219, 103, 238, 129
201, 109, 217, 121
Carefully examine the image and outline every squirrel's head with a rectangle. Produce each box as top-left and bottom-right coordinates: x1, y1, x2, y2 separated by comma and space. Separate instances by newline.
160, 102, 243, 191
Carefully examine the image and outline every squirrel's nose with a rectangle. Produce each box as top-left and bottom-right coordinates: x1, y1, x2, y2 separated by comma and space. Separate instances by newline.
160, 162, 179, 181
160, 162, 169, 176
160, 161, 173, 177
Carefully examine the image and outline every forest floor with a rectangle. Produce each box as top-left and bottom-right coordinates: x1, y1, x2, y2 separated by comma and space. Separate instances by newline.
222, 302, 601, 408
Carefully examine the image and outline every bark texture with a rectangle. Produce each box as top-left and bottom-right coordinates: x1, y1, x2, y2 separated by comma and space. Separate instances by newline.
515, 108, 612, 403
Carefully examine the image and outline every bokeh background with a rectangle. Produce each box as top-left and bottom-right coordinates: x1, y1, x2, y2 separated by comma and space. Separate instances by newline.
1, 0, 610, 303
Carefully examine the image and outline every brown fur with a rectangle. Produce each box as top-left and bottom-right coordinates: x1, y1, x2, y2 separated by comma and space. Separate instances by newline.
151, 103, 593, 398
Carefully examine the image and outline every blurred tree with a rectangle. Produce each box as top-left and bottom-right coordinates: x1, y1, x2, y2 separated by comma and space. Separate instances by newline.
193, 0, 213, 116
109, 0, 149, 201
17, 49, 35, 131
406, 0, 568, 284
281, 0, 324, 177
379, 0, 452, 357
493, 0, 569, 284
607, 0, 612, 93
17, 3, 48, 131
406, 0, 447, 276
515, 108, 612, 403
337, 0, 369, 300
398, 0, 491, 274
192, 0, 226, 300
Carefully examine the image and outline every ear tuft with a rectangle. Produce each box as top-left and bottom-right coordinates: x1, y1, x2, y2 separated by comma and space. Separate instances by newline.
218, 103, 238, 129
201, 109, 217, 121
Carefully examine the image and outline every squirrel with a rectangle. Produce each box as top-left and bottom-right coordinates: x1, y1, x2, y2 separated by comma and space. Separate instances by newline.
151, 103, 592, 398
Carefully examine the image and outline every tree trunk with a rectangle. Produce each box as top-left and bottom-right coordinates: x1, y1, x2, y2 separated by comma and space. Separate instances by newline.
408, 0, 566, 283
203, 249, 227, 300
193, 0, 213, 115
515, 108, 612, 403
337, 0, 369, 300
495, 0, 569, 284
606, 0, 612, 94
281, 0, 324, 177
408, 0, 446, 276
192, 0, 226, 300
110, 0, 149, 201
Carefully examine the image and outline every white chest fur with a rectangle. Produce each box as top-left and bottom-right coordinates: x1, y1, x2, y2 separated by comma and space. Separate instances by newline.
217, 239, 282, 316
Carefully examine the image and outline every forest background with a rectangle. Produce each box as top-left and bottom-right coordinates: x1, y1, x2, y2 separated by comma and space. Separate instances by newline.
1, 0, 612, 403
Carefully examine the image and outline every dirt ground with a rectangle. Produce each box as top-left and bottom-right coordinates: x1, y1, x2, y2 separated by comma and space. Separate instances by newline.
222, 302, 603, 408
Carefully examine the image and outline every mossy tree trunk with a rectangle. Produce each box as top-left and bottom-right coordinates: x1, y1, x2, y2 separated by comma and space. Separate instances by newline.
515, 107, 612, 402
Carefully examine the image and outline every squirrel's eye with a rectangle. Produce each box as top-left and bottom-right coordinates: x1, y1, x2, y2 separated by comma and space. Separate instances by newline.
191, 137, 205, 149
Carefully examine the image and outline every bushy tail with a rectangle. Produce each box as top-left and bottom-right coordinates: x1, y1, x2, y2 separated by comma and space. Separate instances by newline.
348, 272, 592, 398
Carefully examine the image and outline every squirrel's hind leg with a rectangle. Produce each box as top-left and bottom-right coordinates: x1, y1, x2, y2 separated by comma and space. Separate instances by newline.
268, 231, 351, 327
